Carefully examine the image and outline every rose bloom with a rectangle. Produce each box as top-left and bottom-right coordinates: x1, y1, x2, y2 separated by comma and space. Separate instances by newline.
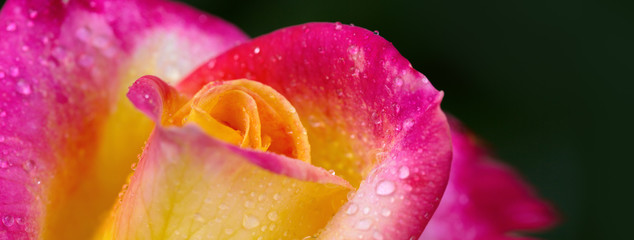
0, 0, 557, 239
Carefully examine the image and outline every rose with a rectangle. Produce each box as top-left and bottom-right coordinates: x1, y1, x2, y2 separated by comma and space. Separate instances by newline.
0, 0, 556, 239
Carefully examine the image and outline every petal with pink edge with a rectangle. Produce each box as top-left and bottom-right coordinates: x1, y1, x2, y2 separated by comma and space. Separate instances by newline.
99, 79, 352, 239
0, 0, 247, 238
178, 22, 453, 239
419, 118, 558, 240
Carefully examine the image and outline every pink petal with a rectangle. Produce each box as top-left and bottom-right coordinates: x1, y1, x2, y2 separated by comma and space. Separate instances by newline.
177, 22, 453, 239
419, 118, 558, 240
0, 0, 246, 238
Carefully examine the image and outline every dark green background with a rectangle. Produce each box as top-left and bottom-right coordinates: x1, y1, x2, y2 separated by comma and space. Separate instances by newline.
179, 0, 633, 239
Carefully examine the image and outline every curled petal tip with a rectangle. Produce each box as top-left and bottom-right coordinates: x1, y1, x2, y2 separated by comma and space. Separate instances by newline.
127, 75, 169, 122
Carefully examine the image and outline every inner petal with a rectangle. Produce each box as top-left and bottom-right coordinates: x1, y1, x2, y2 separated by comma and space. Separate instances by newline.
170, 80, 310, 162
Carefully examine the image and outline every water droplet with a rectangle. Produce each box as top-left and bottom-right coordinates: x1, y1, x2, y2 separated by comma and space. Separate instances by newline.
23, 160, 35, 172
376, 180, 395, 196
224, 228, 234, 234
403, 118, 415, 130
2, 215, 14, 227
15, 217, 24, 225
373, 231, 384, 240
253, 47, 260, 54
194, 213, 204, 222
130, 162, 137, 170
335, 22, 343, 30
345, 204, 358, 215
363, 207, 370, 214
9, 66, 19, 77
6, 22, 16, 32
257, 194, 266, 202
381, 208, 391, 217
347, 45, 359, 55
244, 201, 254, 208
0, 135, 5, 142
28, 9, 38, 19
373, 30, 380, 35
16, 80, 31, 95
0, 112, 5, 117
0, 71, 4, 78
0, 160, 9, 169
347, 191, 356, 200
242, 215, 260, 229
273, 193, 281, 201
398, 166, 410, 179
394, 77, 403, 87
75, 27, 90, 42
267, 211, 279, 221
328, 169, 336, 175
354, 218, 372, 230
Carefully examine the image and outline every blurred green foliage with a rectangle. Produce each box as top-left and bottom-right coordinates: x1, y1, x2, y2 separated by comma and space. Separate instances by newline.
180, 0, 633, 239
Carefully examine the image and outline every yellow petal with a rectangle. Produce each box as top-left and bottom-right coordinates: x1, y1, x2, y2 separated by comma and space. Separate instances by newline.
98, 127, 350, 239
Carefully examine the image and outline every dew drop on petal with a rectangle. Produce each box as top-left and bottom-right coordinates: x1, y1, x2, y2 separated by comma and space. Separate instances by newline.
253, 47, 260, 54
16, 80, 31, 95
23, 160, 35, 172
242, 215, 260, 229
2, 215, 14, 227
354, 218, 372, 230
394, 77, 403, 87
398, 166, 410, 179
0, 160, 9, 169
335, 22, 343, 30
345, 203, 358, 215
28, 9, 38, 19
376, 180, 395, 196
6, 22, 16, 32
373, 231, 384, 240
403, 118, 415, 130
381, 208, 391, 217
9, 66, 19, 77
267, 211, 279, 221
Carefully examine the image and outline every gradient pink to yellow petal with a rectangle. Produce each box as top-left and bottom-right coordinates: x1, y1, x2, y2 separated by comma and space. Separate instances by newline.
177, 23, 452, 239
0, 0, 246, 238
99, 75, 352, 239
